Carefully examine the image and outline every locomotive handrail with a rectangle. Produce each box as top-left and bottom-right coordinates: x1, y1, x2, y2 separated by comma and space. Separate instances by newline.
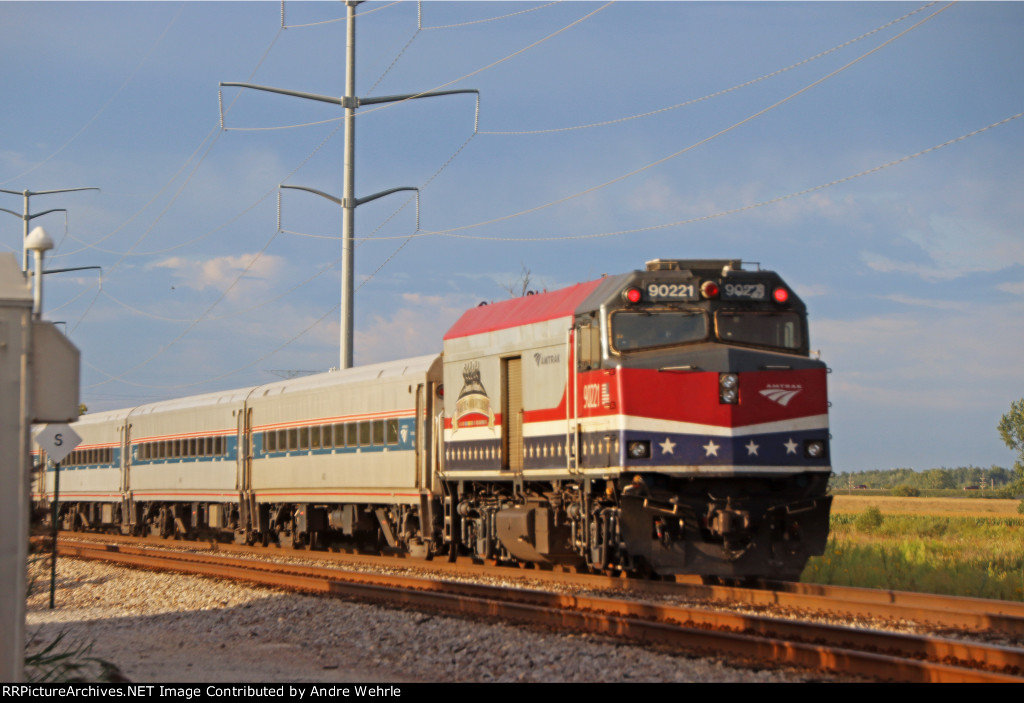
566, 326, 576, 474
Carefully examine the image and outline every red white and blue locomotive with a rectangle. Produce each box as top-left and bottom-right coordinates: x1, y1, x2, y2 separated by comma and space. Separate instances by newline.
36, 259, 832, 579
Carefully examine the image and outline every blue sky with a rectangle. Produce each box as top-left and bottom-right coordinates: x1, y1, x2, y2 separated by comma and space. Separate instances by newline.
3, 1, 1022, 472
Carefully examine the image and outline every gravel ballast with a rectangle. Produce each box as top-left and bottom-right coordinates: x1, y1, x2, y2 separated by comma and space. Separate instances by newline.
25, 557, 812, 683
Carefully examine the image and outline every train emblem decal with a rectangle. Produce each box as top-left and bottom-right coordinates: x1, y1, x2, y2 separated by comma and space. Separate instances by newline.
454, 361, 494, 431
759, 384, 803, 406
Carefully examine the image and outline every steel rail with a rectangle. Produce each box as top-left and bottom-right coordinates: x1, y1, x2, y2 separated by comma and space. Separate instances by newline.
762, 578, 1024, 618
56, 539, 1024, 683
46, 531, 1024, 635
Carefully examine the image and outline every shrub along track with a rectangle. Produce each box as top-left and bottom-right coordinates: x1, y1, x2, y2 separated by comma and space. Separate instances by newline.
52, 534, 1024, 683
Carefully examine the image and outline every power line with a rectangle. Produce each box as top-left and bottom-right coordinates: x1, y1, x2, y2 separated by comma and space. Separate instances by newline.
405, 2, 957, 239
83, 107, 1024, 391
430, 111, 1024, 242
0, 6, 185, 186
419, 1, 562, 30
479, 2, 940, 136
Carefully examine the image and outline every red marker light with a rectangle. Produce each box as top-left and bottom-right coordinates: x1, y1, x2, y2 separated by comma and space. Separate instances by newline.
623, 287, 642, 304
701, 281, 720, 299
773, 287, 789, 304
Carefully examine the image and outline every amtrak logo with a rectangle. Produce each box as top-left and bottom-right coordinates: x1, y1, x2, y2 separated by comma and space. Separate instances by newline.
759, 384, 802, 406
533, 352, 560, 366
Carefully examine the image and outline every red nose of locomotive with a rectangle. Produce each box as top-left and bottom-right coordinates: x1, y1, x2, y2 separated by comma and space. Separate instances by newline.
609, 364, 830, 470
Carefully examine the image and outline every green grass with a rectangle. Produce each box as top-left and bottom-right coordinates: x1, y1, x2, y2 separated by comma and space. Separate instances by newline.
801, 510, 1024, 601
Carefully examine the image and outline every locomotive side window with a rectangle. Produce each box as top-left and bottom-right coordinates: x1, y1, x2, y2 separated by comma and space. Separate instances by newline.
347, 423, 358, 447
611, 310, 708, 352
359, 421, 371, 447
715, 311, 802, 351
372, 420, 384, 445
577, 323, 602, 370
387, 419, 399, 445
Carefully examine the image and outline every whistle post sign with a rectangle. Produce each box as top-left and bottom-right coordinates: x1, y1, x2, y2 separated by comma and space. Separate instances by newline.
34, 424, 82, 465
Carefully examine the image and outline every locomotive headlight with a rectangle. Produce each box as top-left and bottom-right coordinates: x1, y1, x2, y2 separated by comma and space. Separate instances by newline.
804, 440, 826, 458
719, 373, 739, 404
627, 440, 651, 459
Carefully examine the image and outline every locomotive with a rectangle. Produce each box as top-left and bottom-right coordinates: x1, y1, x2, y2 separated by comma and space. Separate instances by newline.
35, 259, 832, 579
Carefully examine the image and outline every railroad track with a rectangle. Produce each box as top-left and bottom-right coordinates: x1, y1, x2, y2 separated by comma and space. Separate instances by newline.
43, 531, 1024, 637
53, 535, 1024, 683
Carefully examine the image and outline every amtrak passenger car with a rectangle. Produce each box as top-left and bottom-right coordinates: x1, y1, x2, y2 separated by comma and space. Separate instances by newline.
37, 356, 442, 552
37, 259, 831, 580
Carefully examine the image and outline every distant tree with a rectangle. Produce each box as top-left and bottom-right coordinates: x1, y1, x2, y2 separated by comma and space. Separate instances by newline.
502, 264, 535, 298
924, 468, 955, 489
78, 403, 88, 416
891, 485, 920, 497
998, 399, 1024, 478
989, 466, 1011, 486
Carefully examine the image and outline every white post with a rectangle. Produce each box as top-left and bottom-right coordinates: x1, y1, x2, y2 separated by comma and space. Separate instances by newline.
0, 253, 33, 681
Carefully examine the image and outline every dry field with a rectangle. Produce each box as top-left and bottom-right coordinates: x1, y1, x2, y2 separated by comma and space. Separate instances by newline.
804, 494, 1024, 600
831, 494, 1020, 517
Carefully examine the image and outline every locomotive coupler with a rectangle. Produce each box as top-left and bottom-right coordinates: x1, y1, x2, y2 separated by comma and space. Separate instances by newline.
705, 497, 753, 558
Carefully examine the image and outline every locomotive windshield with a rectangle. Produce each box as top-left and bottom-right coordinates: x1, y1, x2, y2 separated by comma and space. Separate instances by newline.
716, 311, 802, 351
611, 310, 708, 351
610, 308, 803, 353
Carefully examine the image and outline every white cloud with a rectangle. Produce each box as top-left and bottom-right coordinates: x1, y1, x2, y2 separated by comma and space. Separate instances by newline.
793, 282, 830, 298
861, 184, 1024, 282
879, 294, 971, 311
814, 302, 1024, 410
355, 293, 471, 364
148, 253, 286, 299
996, 281, 1024, 295
860, 253, 964, 282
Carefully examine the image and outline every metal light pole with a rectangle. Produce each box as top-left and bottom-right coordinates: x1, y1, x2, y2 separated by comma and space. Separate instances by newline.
25, 227, 53, 318
0, 187, 99, 272
341, 0, 357, 369
221, 0, 478, 368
